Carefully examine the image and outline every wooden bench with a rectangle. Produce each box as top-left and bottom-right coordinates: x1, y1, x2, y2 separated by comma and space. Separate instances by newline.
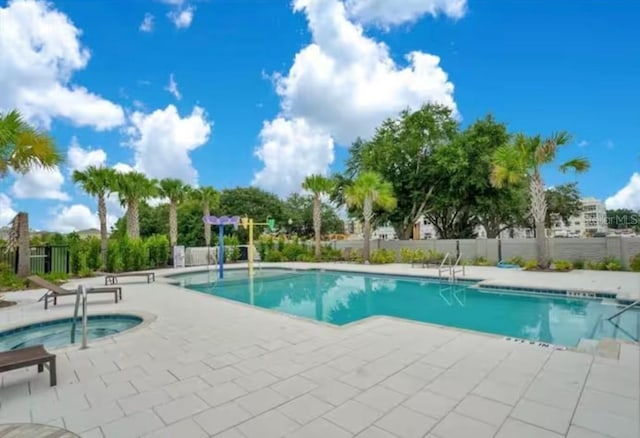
105, 272, 155, 285
0, 345, 56, 386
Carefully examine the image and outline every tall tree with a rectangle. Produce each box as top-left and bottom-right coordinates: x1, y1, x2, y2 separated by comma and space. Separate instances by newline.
72, 166, 117, 268
607, 208, 640, 232
545, 183, 583, 228
158, 178, 190, 247
114, 172, 157, 239
302, 174, 335, 259
192, 186, 220, 246
344, 171, 396, 263
345, 104, 458, 239
0, 110, 62, 178
219, 187, 286, 242
491, 133, 590, 268
283, 193, 344, 238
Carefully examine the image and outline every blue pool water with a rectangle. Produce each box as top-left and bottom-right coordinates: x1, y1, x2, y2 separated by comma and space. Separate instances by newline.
0, 315, 143, 351
184, 270, 640, 347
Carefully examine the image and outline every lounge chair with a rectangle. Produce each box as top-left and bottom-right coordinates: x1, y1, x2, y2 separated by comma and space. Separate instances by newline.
104, 272, 155, 285
27, 276, 122, 310
0, 345, 56, 386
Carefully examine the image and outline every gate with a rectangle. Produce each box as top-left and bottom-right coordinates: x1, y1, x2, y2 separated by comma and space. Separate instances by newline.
0, 245, 70, 274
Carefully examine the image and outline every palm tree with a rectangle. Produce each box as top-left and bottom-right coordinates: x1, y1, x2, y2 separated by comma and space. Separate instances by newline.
345, 171, 397, 263
491, 132, 590, 268
114, 171, 157, 239
192, 186, 219, 246
302, 174, 334, 259
0, 109, 62, 177
158, 178, 189, 247
72, 166, 117, 269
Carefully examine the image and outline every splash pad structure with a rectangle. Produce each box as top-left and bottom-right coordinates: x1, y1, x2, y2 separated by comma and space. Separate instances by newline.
202, 215, 240, 279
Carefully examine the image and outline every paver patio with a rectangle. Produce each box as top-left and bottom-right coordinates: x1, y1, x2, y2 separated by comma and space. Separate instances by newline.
0, 263, 638, 437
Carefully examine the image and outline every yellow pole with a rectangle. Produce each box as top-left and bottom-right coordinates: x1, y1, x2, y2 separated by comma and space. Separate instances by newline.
248, 218, 254, 278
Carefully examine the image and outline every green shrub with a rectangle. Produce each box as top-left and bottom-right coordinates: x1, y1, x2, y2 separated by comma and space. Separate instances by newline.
77, 268, 95, 278
296, 253, 315, 262
106, 240, 124, 273
399, 248, 415, 263
321, 245, 341, 262
0, 263, 27, 291
572, 259, 585, 269
552, 260, 573, 271
424, 249, 445, 264
523, 260, 538, 270
508, 256, 526, 267
603, 257, 623, 271
281, 241, 312, 261
146, 234, 170, 267
265, 250, 284, 262
341, 248, 364, 263
277, 237, 285, 252
128, 238, 149, 271
85, 237, 102, 271
585, 260, 605, 270
473, 256, 491, 266
630, 254, 640, 272
370, 249, 396, 264
224, 235, 241, 262
42, 272, 69, 283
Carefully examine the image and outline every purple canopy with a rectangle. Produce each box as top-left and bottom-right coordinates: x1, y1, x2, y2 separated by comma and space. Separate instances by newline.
203, 215, 241, 226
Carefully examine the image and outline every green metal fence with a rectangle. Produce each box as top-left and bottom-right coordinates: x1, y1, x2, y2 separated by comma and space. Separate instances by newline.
0, 245, 69, 274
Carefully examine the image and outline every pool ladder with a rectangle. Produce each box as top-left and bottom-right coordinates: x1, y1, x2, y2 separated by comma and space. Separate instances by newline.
70, 285, 89, 349
607, 300, 640, 320
438, 253, 465, 283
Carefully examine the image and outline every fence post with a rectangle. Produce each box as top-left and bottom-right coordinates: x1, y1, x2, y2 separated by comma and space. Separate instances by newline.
456, 240, 460, 259
65, 247, 71, 274
44, 245, 52, 274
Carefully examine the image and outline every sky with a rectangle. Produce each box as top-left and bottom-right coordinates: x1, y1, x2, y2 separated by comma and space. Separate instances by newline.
0, 0, 639, 232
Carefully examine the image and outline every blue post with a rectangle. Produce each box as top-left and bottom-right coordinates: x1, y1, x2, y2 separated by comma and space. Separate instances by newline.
218, 224, 224, 279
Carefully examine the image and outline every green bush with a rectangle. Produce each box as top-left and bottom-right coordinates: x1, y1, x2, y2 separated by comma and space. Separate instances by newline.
77, 268, 95, 278
265, 250, 284, 262
341, 248, 364, 263
128, 238, 149, 271
296, 253, 315, 262
224, 235, 241, 262
473, 256, 491, 266
603, 257, 623, 271
146, 234, 170, 267
399, 248, 415, 263
572, 259, 585, 269
282, 241, 312, 261
585, 260, 605, 270
0, 263, 27, 291
85, 237, 102, 271
42, 272, 69, 283
370, 249, 396, 264
523, 260, 538, 270
424, 249, 445, 264
630, 254, 640, 272
107, 240, 125, 272
552, 260, 573, 271
508, 256, 526, 267
321, 245, 341, 262
277, 237, 285, 252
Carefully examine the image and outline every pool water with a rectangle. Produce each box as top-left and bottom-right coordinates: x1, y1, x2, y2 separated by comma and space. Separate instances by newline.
0, 315, 143, 351
185, 270, 640, 347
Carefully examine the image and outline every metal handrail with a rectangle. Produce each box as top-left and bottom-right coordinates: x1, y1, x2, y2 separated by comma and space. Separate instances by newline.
70, 285, 89, 349
607, 300, 640, 320
452, 254, 465, 281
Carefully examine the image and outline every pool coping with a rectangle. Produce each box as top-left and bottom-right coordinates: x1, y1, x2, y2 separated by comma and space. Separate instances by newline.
0, 310, 158, 354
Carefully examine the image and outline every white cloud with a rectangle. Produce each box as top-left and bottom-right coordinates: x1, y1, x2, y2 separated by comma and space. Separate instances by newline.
48, 204, 117, 233
168, 6, 194, 29
253, 0, 457, 196
345, 0, 467, 27
0, 194, 18, 226
605, 173, 640, 211
66, 137, 107, 173
11, 166, 69, 201
253, 117, 335, 196
113, 162, 134, 174
139, 13, 154, 32
0, 0, 125, 130
125, 105, 211, 183
165, 74, 182, 100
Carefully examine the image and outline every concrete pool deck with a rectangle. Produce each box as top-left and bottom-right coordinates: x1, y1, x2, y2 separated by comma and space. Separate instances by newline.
0, 263, 638, 438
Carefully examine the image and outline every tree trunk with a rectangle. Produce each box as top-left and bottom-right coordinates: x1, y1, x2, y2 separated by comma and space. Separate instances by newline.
530, 174, 548, 268
126, 199, 140, 239
363, 196, 373, 263
203, 203, 211, 246
169, 201, 178, 247
98, 194, 108, 269
16, 213, 30, 277
313, 195, 322, 259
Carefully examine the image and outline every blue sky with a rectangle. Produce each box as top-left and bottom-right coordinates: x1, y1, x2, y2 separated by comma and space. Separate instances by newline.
0, 0, 639, 232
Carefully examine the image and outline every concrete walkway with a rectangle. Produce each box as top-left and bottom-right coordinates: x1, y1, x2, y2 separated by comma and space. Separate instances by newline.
0, 263, 638, 438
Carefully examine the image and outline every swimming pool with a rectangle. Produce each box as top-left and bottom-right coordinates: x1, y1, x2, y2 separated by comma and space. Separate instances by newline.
183, 270, 640, 347
0, 314, 143, 351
